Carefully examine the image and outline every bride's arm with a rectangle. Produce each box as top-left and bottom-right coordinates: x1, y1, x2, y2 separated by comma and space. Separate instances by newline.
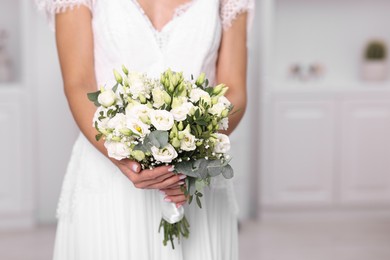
216, 13, 248, 135
55, 7, 186, 196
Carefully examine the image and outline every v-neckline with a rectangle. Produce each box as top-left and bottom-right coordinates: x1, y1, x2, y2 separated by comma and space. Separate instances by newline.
131, 0, 195, 34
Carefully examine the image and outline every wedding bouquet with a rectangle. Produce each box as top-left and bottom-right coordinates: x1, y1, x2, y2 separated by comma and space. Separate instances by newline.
88, 67, 233, 248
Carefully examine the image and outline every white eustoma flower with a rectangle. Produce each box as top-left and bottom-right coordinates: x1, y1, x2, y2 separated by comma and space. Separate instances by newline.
126, 117, 150, 138
127, 72, 151, 99
171, 96, 188, 109
151, 144, 178, 163
98, 89, 117, 107
126, 104, 151, 122
218, 117, 229, 130
107, 113, 127, 130
218, 96, 231, 107
152, 88, 167, 108
104, 141, 131, 160
179, 129, 196, 151
189, 88, 210, 103
213, 133, 231, 153
170, 102, 194, 121
150, 110, 174, 131
208, 103, 225, 116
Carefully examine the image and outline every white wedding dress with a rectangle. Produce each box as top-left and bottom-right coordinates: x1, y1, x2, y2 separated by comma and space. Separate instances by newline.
37, 0, 254, 259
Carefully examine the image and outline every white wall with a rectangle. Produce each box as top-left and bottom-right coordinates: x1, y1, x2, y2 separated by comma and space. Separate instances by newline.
273, 0, 390, 86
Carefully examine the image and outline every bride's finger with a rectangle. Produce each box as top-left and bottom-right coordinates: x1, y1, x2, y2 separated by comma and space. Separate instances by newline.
165, 194, 187, 204
161, 188, 184, 196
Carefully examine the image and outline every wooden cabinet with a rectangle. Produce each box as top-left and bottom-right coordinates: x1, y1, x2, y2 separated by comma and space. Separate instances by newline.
340, 99, 390, 203
262, 90, 390, 211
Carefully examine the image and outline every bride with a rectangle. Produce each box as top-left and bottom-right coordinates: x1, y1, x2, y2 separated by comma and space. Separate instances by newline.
37, 0, 253, 259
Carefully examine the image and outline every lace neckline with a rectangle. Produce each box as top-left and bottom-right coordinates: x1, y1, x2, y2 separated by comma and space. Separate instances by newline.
131, 0, 197, 50
131, 0, 195, 33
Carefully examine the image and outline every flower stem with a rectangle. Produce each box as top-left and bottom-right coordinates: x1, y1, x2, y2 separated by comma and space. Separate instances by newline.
158, 216, 190, 249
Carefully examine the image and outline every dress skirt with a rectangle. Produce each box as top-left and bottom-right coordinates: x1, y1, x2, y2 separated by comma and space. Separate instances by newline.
52, 134, 239, 260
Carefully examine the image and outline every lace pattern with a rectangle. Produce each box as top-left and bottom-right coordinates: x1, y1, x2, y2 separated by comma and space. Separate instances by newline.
220, 0, 255, 30
35, 0, 95, 30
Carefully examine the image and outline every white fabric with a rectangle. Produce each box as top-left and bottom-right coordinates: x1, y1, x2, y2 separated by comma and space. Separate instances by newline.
36, 0, 254, 259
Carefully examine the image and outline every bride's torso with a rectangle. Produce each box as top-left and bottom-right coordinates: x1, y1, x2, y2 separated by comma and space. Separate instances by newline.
92, 0, 222, 86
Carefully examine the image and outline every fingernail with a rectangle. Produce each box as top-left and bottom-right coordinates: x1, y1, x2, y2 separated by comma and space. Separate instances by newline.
177, 204, 183, 208
179, 175, 187, 180
132, 164, 140, 173
178, 181, 185, 185
164, 197, 172, 202
168, 166, 175, 172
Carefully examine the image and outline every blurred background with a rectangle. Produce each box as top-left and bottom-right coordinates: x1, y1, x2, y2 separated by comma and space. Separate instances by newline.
1, 0, 390, 259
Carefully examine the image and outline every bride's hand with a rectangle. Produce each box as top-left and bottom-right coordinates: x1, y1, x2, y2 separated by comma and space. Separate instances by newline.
115, 159, 187, 190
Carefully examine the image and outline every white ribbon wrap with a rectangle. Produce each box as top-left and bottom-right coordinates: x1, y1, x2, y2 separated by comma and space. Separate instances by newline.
160, 193, 185, 224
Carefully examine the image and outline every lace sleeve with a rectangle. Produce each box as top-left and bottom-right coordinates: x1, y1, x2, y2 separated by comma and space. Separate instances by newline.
220, 0, 255, 31
35, 0, 95, 31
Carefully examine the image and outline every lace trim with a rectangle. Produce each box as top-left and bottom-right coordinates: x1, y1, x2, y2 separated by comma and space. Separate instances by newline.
220, 0, 255, 31
35, 0, 95, 30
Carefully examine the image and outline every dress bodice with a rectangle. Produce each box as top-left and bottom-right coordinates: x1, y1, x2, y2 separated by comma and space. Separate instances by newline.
36, 0, 254, 87
92, 0, 222, 87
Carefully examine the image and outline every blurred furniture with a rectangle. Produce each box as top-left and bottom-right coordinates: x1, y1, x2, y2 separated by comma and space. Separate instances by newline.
0, 0, 34, 229
258, 0, 390, 217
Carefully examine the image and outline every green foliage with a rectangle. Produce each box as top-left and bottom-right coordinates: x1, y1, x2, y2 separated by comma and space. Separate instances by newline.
365, 41, 387, 60
87, 90, 101, 107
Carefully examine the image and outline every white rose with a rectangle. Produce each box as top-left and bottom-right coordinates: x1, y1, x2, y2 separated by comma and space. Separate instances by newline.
208, 103, 225, 116
151, 144, 178, 163
213, 133, 231, 153
170, 102, 194, 121
179, 130, 196, 151
104, 141, 131, 160
150, 110, 174, 131
218, 117, 229, 130
126, 117, 150, 138
98, 89, 117, 107
189, 88, 210, 103
152, 88, 167, 108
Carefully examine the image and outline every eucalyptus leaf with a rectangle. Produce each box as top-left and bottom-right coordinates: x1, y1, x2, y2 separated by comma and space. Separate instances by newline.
222, 164, 234, 179
87, 90, 101, 107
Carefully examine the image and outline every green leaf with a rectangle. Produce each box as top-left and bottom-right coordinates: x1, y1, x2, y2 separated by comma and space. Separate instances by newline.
95, 133, 103, 141
87, 90, 101, 107
222, 164, 234, 179
112, 83, 119, 93
196, 195, 202, 208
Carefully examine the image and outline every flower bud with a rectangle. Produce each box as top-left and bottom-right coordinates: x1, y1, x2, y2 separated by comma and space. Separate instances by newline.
122, 65, 129, 75
213, 84, 225, 95
139, 94, 146, 104
207, 124, 213, 131
196, 140, 203, 146
218, 87, 229, 97
111, 136, 121, 142
221, 109, 229, 118
170, 124, 178, 138
131, 150, 145, 161
172, 138, 181, 148
139, 115, 150, 125
178, 121, 184, 131
123, 76, 129, 87
212, 118, 218, 126
113, 69, 123, 85
119, 128, 132, 136
196, 72, 206, 86
164, 92, 172, 104
212, 97, 219, 105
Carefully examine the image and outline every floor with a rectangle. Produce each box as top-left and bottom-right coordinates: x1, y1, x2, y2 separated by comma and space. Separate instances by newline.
1, 219, 390, 260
